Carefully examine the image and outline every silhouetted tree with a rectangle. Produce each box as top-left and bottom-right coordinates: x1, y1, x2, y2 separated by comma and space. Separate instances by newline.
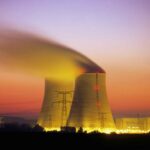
78, 127, 83, 133
32, 124, 44, 132
0, 123, 30, 132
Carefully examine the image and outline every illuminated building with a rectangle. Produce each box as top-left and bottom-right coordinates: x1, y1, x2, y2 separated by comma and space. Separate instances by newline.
115, 117, 150, 133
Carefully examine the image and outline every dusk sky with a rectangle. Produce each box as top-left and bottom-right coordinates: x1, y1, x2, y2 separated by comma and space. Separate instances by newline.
0, 0, 150, 119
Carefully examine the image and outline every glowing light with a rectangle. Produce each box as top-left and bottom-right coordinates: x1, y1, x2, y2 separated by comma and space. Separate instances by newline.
116, 129, 150, 134
84, 128, 150, 134
44, 128, 60, 132
76, 127, 116, 134
43, 126, 150, 134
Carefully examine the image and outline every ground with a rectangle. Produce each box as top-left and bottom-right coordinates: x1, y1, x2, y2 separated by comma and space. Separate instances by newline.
0, 132, 150, 148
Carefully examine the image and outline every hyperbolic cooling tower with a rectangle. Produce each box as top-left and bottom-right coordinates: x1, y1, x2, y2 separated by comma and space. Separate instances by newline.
38, 79, 74, 130
67, 73, 116, 132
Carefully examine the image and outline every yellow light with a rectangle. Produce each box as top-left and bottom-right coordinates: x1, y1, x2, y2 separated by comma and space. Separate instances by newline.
116, 129, 149, 134
76, 127, 116, 134
44, 127, 60, 132
44, 127, 150, 134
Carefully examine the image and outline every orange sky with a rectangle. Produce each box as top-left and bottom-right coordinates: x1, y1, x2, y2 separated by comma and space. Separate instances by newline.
0, 72, 44, 119
0, 61, 150, 119
107, 66, 150, 114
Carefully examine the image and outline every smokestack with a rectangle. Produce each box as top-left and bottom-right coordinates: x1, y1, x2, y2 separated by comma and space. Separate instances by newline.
67, 73, 116, 132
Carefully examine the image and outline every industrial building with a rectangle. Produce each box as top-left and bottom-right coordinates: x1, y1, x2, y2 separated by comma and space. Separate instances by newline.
115, 117, 150, 133
37, 71, 150, 134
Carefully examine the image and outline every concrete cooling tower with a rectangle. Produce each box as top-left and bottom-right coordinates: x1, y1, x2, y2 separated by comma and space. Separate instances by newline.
38, 79, 74, 131
67, 73, 116, 132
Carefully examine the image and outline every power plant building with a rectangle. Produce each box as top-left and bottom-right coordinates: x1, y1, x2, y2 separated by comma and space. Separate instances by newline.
38, 71, 150, 133
115, 117, 150, 132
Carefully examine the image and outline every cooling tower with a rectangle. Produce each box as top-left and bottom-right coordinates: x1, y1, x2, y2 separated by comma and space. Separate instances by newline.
67, 73, 116, 132
38, 79, 74, 131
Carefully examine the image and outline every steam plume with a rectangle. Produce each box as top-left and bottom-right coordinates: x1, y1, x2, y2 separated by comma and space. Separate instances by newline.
0, 29, 104, 81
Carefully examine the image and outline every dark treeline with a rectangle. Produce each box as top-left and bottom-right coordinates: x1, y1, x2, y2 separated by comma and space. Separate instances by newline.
0, 123, 44, 132
1, 123, 150, 148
